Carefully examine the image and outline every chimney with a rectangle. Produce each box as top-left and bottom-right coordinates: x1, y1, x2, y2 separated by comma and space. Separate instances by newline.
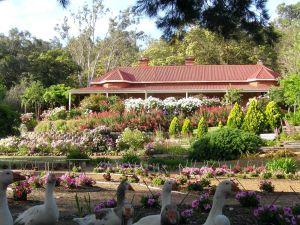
138, 56, 149, 67
185, 56, 195, 66
257, 59, 263, 65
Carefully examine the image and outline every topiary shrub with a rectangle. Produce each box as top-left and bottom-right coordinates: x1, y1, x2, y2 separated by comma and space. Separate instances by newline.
265, 101, 282, 132
190, 128, 262, 161
227, 102, 243, 129
169, 117, 180, 138
197, 116, 208, 138
181, 118, 191, 136
242, 99, 265, 134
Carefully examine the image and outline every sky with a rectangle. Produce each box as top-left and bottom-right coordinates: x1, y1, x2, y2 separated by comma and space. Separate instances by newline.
0, 0, 299, 42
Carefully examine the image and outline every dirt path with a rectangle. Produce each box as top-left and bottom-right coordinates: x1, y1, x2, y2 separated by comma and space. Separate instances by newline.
8, 179, 300, 225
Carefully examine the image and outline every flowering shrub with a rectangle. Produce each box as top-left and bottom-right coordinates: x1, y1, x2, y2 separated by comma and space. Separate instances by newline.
27, 175, 43, 188
236, 191, 261, 207
94, 199, 117, 213
140, 193, 160, 208
191, 192, 212, 212
60, 174, 77, 189
20, 113, 37, 131
12, 181, 32, 201
187, 181, 204, 191
254, 204, 300, 225
180, 209, 193, 223
259, 180, 275, 193
75, 174, 96, 187
41, 106, 67, 121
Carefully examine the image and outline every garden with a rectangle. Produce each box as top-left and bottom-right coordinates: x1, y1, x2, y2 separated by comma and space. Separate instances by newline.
2, 82, 300, 224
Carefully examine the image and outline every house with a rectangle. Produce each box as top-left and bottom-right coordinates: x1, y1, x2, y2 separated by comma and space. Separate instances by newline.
69, 57, 279, 108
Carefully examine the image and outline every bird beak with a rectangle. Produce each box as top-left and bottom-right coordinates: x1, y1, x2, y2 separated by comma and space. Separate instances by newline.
13, 172, 26, 182
128, 184, 135, 191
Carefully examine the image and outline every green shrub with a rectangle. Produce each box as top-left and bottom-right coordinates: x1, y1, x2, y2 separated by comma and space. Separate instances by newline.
197, 116, 208, 138
0, 103, 20, 138
190, 128, 262, 160
121, 152, 141, 164
35, 121, 52, 133
80, 94, 108, 112
66, 148, 89, 160
152, 176, 165, 186
227, 102, 243, 129
117, 128, 146, 151
147, 157, 185, 170
181, 118, 191, 136
266, 157, 297, 174
265, 101, 282, 131
242, 99, 265, 134
92, 157, 113, 165
67, 108, 82, 119
153, 144, 189, 155
169, 117, 180, 138
54, 120, 67, 132
218, 121, 223, 128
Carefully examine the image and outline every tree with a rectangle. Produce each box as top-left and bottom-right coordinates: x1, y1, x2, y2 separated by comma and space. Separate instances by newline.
276, 3, 300, 75
57, 0, 70, 8
21, 81, 45, 117
227, 103, 244, 129
30, 49, 81, 87
133, 0, 277, 44
242, 99, 265, 134
43, 84, 73, 108
197, 116, 208, 138
265, 101, 282, 131
181, 118, 191, 137
281, 74, 300, 113
0, 103, 20, 138
169, 116, 180, 138
0, 82, 6, 101
223, 88, 242, 105
55, 1, 142, 85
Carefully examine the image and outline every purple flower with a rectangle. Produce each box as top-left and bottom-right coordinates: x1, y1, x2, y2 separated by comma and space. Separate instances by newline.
147, 198, 155, 206
191, 200, 199, 208
94, 203, 105, 213
181, 209, 193, 218
204, 204, 211, 210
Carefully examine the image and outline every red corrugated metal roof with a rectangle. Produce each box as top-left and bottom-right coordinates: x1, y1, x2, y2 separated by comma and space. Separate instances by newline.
92, 64, 279, 84
71, 83, 273, 94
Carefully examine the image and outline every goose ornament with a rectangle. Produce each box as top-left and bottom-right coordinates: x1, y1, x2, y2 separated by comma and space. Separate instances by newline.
73, 180, 134, 225
15, 173, 59, 225
0, 170, 25, 225
132, 179, 176, 225
203, 179, 239, 225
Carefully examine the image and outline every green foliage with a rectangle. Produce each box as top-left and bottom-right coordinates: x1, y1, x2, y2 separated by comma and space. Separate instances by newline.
266, 157, 297, 174
0, 82, 6, 101
281, 74, 300, 112
21, 81, 45, 116
43, 84, 73, 107
227, 103, 244, 129
265, 101, 282, 131
218, 121, 223, 128
190, 128, 262, 160
223, 89, 242, 105
147, 157, 186, 170
153, 144, 189, 155
181, 118, 191, 136
152, 176, 165, 186
242, 99, 265, 134
66, 148, 89, 160
121, 152, 141, 164
197, 116, 208, 138
34, 121, 52, 133
0, 103, 20, 138
117, 128, 146, 151
80, 94, 108, 112
168, 117, 180, 137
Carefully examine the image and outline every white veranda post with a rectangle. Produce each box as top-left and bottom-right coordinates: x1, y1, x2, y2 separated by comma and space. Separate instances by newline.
68, 92, 72, 110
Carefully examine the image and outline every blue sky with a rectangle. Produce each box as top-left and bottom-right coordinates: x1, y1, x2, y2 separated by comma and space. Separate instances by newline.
0, 0, 298, 41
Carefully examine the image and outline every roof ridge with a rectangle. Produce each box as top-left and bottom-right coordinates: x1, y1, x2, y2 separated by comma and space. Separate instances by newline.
250, 65, 264, 79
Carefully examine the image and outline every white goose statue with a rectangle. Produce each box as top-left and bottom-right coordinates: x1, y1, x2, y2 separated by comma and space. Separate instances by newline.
203, 180, 239, 225
0, 170, 25, 225
15, 173, 59, 225
132, 179, 176, 225
73, 180, 134, 225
